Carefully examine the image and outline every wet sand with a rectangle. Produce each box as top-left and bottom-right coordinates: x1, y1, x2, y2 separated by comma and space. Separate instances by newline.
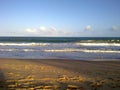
0, 58, 120, 90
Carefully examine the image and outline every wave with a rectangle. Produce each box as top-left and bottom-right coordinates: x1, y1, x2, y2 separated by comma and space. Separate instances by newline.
82, 50, 120, 53
0, 49, 37, 52
0, 49, 17, 51
0, 42, 120, 47
76, 43, 120, 46
44, 48, 120, 53
44, 48, 78, 52
0, 43, 49, 46
0, 48, 120, 53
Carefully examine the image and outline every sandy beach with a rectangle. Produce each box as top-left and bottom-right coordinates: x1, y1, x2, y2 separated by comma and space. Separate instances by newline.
0, 58, 120, 90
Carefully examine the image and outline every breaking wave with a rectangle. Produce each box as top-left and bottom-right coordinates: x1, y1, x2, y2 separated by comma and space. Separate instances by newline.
76, 43, 120, 46
44, 48, 120, 53
1, 48, 120, 53
0, 43, 49, 46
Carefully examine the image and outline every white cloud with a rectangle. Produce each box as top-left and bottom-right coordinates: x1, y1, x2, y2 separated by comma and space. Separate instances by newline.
25, 26, 74, 36
39, 26, 46, 31
26, 26, 58, 36
85, 25, 91, 31
26, 28, 37, 33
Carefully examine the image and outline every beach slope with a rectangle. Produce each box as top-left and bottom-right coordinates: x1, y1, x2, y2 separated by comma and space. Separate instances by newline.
0, 58, 120, 90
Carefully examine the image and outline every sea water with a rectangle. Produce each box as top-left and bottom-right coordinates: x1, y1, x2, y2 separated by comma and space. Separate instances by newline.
0, 37, 120, 60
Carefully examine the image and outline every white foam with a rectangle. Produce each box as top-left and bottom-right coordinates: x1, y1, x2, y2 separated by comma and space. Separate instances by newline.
0, 49, 17, 51
44, 48, 120, 53
82, 50, 120, 53
0, 43, 49, 46
44, 48, 78, 52
23, 49, 35, 52
0, 49, 38, 52
76, 43, 120, 46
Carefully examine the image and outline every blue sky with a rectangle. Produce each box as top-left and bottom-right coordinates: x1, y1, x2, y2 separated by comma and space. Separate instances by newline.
0, 0, 120, 37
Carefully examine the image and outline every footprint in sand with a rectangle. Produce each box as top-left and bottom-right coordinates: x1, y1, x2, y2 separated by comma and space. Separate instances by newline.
7, 72, 14, 76
90, 81, 103, 89
58, 75, 69, 81
67, 85, 86, 90
35, 86, 44, 89
44, 86, 54, 89
26, 75, 34, 80
7, 72, 21, 78
7, 84, 17, 88
70, 76, 85, 82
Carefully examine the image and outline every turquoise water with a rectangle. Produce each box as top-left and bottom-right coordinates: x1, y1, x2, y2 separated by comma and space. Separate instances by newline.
0, 37, 120, 60
0, 37, 120, 43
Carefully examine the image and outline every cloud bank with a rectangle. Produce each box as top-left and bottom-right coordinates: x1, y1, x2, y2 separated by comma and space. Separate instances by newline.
26, 26, 74, 36
25, 25, 120, 36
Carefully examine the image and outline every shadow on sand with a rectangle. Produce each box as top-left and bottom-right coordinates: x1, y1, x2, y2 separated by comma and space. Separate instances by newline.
0, 70, 8, 90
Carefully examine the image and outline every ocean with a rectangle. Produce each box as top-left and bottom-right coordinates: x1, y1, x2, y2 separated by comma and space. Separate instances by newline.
0, 37, 120, 60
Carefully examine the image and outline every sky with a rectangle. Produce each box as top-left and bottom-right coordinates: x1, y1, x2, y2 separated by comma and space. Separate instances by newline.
0, 0, 120, 37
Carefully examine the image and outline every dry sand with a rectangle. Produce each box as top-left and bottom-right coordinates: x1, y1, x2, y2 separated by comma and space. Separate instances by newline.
0, 58, 120, 90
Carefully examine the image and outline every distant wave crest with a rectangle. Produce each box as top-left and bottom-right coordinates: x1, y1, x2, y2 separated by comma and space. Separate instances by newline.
76, 43, 120, 46
0, 43, 49, 46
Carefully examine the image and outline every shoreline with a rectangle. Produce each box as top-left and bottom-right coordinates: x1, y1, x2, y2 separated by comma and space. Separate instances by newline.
0, 57, 120, 61
0, 58, 120, 90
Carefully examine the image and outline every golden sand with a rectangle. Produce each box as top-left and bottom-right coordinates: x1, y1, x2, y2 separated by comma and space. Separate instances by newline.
0, 58, 120, 90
